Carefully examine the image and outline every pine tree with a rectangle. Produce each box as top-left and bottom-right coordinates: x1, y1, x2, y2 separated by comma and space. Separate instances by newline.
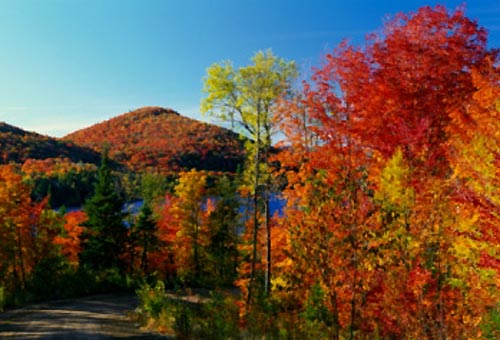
80, 153, 127, 271
206, 176, 240, 287
131, 203, 158, 275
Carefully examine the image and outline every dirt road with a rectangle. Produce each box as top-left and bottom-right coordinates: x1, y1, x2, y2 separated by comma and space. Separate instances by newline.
0, 293, 167, 339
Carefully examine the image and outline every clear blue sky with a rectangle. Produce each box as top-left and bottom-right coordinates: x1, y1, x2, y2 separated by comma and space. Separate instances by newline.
0, 0, 499, 137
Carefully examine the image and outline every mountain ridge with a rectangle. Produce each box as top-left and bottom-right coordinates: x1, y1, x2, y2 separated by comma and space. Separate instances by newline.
0, 121, 100, 165
63, 106, 245, 174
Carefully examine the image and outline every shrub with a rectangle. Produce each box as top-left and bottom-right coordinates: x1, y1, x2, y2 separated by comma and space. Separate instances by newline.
136, 281, 167, 320
199, 291, 240, 339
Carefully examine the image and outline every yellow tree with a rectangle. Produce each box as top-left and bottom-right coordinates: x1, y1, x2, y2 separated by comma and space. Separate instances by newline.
202, 49, 298, 298
170, 169, 209, 284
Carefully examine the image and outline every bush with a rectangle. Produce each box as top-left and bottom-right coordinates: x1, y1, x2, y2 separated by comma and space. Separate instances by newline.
198, 291, 240, 339
136, 281, 167, 320
135, 282, 242, 338
135, 281, 198, 337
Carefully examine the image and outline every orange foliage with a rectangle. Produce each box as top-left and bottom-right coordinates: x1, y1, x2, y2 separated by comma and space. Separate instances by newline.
53, 211, 87, 267
0, 165, 59, 290
151, 171, 213, 283
149, 194, 180, 281
275, 5, 499, 339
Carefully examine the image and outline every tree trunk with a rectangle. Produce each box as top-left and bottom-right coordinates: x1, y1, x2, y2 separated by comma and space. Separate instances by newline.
247, 116, 261, 306
264, 130, 272, 296
264, 195, 271, 295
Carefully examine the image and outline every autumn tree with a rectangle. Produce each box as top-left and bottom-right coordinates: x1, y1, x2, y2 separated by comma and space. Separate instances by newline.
0, 165, 40, 290
80, 152, 127, 271
276, 5, 499, 339
0, 165, 62, 299
153, 193, 180, 283
202, 49, 298, 298
170, 169, 210, 285
329, 5, 489, 176
324, 5, 496, 338
53, 211, 87, 268
276, 97, 375, 339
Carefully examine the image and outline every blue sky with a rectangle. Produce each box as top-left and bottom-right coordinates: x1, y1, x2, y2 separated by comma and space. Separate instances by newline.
0, 0, 499, 137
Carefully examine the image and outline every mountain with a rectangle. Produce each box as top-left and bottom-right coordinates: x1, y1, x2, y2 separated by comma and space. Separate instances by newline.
0, 122, 100, 165
63, 106, 245, 174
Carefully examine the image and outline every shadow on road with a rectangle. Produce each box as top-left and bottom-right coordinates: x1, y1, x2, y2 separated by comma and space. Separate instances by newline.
0, 293, 169, 339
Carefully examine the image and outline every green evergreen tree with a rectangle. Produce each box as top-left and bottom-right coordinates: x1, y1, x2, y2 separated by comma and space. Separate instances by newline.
131, 203, 158, 275
207, 177, 240, 286
80, 153, 127, 271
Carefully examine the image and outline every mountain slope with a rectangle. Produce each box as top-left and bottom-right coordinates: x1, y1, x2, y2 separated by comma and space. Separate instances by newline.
0, 122, 100, 164
63, 106, 245, 174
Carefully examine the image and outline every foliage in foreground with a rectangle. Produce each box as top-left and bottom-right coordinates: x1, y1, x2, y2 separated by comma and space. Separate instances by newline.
267, 5, 500, 339
134, 282, 240, 339
135, 281, 391, 339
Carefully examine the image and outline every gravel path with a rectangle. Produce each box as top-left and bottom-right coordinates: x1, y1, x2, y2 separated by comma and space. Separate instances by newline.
0, 293, 167, 339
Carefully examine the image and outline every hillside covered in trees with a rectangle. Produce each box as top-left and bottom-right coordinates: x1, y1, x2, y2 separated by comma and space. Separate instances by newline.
64, 106, 245, 174
0, 107, 246, 209
0, 122, 100, 165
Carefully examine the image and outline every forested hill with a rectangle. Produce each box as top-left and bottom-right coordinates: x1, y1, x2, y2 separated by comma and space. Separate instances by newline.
0, 122, 100, 164
63, 106, 245, 174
